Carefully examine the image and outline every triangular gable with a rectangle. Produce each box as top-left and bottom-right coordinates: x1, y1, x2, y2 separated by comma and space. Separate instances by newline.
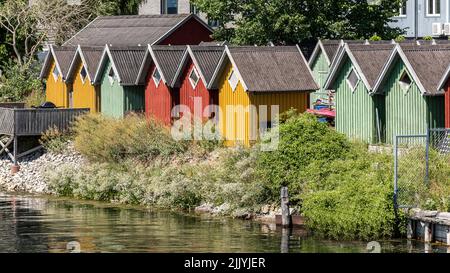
171, 45, 224, 88
39, 45, 63, 80
372, 44, 428, 95
324, 43, 373, 92
438, 63, 450, 91
308, 40, 344, 67
93, 45, 122, 85
207, 46, 249, 91
66, 46, 102, 84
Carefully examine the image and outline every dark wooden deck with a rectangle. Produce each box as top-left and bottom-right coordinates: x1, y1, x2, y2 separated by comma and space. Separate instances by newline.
0, 108, 88, 136
0, 107, 89, 168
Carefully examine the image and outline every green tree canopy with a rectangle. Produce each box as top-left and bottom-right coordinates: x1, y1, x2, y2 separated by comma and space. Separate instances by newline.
192, 0, 405, 45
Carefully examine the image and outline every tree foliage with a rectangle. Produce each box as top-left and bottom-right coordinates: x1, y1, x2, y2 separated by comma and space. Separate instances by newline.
192, 0, 405, 45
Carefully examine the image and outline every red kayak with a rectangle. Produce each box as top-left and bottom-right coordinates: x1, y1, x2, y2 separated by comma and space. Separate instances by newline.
307, 108, 336, 118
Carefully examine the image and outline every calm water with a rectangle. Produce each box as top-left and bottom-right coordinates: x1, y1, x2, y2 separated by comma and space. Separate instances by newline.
0, 192, 448, 253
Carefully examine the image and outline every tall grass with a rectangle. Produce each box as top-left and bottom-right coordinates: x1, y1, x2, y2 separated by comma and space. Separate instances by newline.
73, 114, 188, 163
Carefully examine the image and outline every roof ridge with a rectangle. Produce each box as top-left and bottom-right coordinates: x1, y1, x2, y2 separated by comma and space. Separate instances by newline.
96, 14, 190, 20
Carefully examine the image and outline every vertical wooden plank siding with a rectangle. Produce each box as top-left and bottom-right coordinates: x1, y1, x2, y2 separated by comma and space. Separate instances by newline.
159, 18, 213, 45
309, 51, 330, 108
45, 61, 70, 108
179, 62, 217, 121
145, 64, 175, 125
218, 63, 310, 147
446, 81, 450, 128
334, 58, 379, 143
123, 86, 145, 116
384, 60, 445, 144
249, 91, 309, 123
100, 61, 125, 118
72, 61, 99, 112
218, 63, 251, 147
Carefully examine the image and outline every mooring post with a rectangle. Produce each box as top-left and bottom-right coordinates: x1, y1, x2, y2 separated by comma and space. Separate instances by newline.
446, 228, 450, 246
280, 227, 291, 253
280, 187, 292, 228
11, 134, 19, 174
424, 222, 432, 243
407, 219, 414, 239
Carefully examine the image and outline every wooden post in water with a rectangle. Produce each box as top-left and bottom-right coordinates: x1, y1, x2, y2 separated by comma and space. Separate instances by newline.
424, 222, 432, 243
446, 227, 450, 246
407, 219, 414, 239
280, 187, 292, 228
11, 135, 19, 174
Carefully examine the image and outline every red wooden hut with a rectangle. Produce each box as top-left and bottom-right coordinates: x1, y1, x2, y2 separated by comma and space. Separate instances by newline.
439, 64, 450, 128
171, 45, 224, 121
136, 45, 186, 125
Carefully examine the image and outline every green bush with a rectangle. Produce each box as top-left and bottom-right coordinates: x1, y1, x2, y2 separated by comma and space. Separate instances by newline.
423, 35, 433, 41
25, 89, 46, 108
46, 148, 270, 213
301, 145, 403, 240
395, 35, 406, 42
257, 113, 351, 203
369, 35, 382, 41
40, 126, 74, 153
0, 60, 42, 102
73, 114, 188, 163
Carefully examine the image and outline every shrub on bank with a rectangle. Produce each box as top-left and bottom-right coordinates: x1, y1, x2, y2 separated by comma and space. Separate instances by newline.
301, 145, 400, 240
45, 111, 450, 240
257, 113, 351, 203
73, 114, 188, 163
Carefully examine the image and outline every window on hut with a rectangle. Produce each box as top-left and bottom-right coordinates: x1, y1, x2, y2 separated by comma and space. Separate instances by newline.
80, 65, 88, 83
346, 68, 359, 92
189, 68, 200, 88
153, 67, 162, 86
108, 67, 116, 85
399, 71, 412, 93
228, 70, 239, 91
52, 66, 59, 81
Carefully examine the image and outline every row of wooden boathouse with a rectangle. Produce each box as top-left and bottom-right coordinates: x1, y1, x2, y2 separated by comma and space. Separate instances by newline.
39, 14, 450, 146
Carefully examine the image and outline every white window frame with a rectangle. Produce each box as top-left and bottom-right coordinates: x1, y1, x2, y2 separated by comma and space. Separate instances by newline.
108, 66, 115, 85
152, 67, 162, 87
189, 67, 200, 89
80, 65, 88, 84
398, 70, 412, 94
426, 0, 441, 17
346, 67, 360, 93
52, 66, 59, 82
228, 70, 239, 92
398, 0, 407, 17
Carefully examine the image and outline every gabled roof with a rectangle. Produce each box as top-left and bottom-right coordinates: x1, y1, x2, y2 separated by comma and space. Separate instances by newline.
94, 45, 146, 86
172, 45, 225, 88
374, 44, 450, 95
66, 46, 103, 83
39, 45, 76, 80
63, 14, 213, 47
136, 45, 186, 86
208, 46, 319, 92
308, 39, 371, 67
324, 43, 396, 92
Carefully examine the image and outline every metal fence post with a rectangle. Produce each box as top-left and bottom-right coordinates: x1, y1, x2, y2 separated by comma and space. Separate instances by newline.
394, 135, 398, 210
425, 128, 430, 185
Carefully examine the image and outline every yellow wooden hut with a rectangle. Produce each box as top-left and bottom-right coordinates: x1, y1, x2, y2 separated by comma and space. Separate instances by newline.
208, 46, 319, 147
66, 46, 103, 112
39, 45, 76, 108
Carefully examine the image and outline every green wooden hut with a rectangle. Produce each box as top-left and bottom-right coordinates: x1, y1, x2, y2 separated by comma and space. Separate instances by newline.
93, 45, 146, 118
308, 40, 343, 107
372, 44, 450, 144
324, 43, 396, 144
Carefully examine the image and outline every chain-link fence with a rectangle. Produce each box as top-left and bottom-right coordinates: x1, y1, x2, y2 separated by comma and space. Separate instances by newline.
394, 128, 450, 209
394, 134, 428, 209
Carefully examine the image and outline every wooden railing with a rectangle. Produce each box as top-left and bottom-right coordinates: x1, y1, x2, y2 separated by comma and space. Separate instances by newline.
0, 108, 89, 136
